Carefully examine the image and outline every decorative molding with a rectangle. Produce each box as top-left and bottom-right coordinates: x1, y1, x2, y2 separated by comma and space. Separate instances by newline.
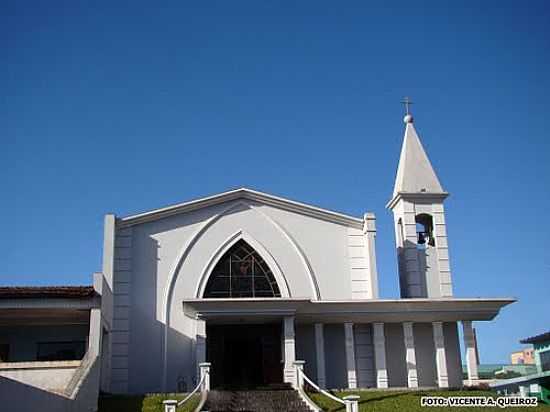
118, 187, 364, 229
386, 192, 449, 210
257, 207, 321, 301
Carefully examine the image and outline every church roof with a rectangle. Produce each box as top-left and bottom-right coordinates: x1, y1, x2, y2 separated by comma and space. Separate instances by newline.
0, 286, 96, 299
392, 116, 445, 197
119, 187, 366, 228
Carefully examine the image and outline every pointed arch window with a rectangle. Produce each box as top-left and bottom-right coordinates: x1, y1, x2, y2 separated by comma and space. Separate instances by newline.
203, 239, 282, 298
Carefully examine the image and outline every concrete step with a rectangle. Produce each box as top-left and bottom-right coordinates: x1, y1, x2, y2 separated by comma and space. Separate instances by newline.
205, 389, 313, 412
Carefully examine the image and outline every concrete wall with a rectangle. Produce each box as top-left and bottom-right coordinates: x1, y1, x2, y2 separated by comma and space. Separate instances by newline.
354, 324, 375, 388
108, 198, 375, 393
296, 323, 317, 379
385, 323, 408, 387
102, 196, 465, 393
0, 356, 100, 412
414, 323, 437, 387
0, 361, 79, 392
324, 324, 347, 389
409, 322, 462, 388
0, 325, 89, 362
392, 199, 453, 298
444, 322, 463, 388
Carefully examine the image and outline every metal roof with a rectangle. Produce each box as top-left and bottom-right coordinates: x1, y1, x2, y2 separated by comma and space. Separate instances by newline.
520, 331, 550, 344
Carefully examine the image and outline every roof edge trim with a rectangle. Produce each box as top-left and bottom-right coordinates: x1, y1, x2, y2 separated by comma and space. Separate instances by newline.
118, 188, 365, 228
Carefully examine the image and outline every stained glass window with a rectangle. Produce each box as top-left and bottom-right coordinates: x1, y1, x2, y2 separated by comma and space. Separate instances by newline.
203, 240, 281, 298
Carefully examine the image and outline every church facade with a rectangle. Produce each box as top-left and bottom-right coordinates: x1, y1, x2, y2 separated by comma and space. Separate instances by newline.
96, 113, 513, 394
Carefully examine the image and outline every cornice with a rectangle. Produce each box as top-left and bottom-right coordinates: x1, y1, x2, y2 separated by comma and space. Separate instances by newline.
386, 191, 449, 210
118, 188, 365, 229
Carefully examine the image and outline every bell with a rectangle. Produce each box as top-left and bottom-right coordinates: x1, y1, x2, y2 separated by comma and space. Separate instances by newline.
417, 232, 426, 245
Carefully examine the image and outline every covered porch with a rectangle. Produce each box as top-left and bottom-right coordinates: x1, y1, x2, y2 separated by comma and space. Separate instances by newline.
0, 278, 105, 412
183, 297, 514, 390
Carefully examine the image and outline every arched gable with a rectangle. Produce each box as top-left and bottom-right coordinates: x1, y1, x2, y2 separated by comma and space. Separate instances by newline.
160, 200, 321, 389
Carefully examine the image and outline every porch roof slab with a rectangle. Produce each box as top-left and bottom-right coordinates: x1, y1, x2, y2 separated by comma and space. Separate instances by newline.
0, 287, 100, 310
182, 297, 515, 323
0, 286, 96, 299
0, 308, 91, 326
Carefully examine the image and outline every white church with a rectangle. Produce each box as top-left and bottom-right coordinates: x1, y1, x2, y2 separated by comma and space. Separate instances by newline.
0, 111, 514, 411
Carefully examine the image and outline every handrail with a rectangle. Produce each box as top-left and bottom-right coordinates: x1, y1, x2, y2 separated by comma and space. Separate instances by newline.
164, 364, 210, 412
298, 367, 346, 405
295, 362, 359, 412
177, 372, 206, 408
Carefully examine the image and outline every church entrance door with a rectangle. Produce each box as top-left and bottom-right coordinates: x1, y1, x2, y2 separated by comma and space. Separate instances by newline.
206, 323, 282, 389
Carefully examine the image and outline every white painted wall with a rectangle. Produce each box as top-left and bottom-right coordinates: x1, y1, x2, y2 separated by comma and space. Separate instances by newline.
414, 323, 437, 387
354, 324, 375, 388
103, 194, 465, 393
443, 322, 463, 388
295, 324, 317, 379
385, 323, 408, 387
108, 198, 376, 393
391, 198, 453, 299
0, 357, 101, 412
0, 361, 78, 391
324, 324, 347, 389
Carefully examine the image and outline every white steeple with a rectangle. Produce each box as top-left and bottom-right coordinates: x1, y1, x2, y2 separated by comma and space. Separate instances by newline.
387, 103, 453, 299
392, 114, 445, 197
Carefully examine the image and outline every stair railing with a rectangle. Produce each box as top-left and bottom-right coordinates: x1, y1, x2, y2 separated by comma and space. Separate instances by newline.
164, 362, 210, 412
294, 361, 360, 412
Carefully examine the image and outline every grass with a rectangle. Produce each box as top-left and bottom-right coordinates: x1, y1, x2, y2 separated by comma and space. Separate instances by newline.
97, 393, 200, 412
308, 390, 550, 411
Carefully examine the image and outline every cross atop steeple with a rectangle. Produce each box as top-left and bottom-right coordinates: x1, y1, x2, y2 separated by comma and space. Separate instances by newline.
401, 96, 413, 115
390, 102, 445, 197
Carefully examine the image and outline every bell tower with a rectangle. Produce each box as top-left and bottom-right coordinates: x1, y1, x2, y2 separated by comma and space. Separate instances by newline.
387, 102, 453, 298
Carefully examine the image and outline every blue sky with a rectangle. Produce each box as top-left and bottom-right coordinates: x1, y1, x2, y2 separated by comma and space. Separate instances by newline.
2, 1, 549, 364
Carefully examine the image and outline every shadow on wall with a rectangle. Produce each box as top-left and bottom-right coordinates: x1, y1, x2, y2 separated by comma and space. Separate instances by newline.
124, 230, 194, 394
0, 356, 100, 412
396, 239, 431, 298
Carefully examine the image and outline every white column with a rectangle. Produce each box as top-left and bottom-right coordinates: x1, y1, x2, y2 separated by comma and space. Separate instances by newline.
283, 316, 296, 386
432, 321, 449, 388
344, 323, 357, 389
462, 321, 479, 386
315, 323, 327, 388
88, 307, 102, 357
364, 213, 379, 299
199, 362, 211, 391
163, 400, 178, 412
196, 318, 206, 381
403, 322, 418, 388
343, 395, 360, 412
373, 322, 388, 388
